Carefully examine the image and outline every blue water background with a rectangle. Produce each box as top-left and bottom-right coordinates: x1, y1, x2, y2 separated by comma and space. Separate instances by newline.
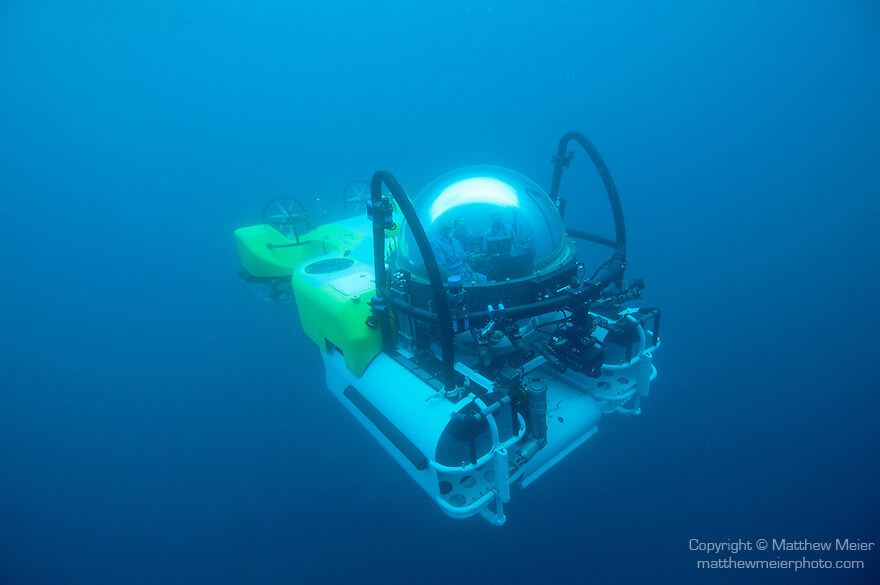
2, 2, 879, 583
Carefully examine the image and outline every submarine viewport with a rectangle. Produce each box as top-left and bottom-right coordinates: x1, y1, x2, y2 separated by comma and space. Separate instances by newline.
398, 165, 570, 283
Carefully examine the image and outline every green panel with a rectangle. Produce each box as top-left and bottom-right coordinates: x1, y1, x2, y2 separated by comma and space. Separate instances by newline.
291, 265, 384, 377
234, 224, 367, 278
308, 223, 367, 251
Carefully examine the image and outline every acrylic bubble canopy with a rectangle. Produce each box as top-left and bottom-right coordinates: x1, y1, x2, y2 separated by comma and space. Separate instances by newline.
397, 165, 570, 281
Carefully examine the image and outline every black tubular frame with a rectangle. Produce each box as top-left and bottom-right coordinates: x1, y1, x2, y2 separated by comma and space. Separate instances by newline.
369, 131, 627, 391
549, 130, 627, 289
565, 228, 617, 249
370, 170, 457, 391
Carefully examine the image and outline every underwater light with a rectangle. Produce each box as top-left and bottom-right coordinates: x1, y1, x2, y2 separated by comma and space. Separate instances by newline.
429, 176, 519, 221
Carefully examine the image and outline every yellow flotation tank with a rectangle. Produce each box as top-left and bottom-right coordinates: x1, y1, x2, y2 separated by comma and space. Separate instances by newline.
291, 256, 387, 376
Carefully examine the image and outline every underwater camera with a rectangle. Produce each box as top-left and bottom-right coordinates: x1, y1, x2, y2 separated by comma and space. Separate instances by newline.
234, 131, 661, 525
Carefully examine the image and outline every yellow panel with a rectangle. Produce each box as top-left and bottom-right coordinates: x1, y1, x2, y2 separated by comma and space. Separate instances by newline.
292, 260, 385, 377
234, 224, 366, 278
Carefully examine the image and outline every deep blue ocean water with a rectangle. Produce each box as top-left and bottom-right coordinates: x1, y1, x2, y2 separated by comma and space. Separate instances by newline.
2, 2, 879, 583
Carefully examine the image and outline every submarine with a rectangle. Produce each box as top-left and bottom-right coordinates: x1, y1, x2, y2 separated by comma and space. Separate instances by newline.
234, 131, 660, 525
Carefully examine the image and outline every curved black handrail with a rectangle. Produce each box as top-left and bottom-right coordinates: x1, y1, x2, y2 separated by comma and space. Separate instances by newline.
565, 228, 617, 249
370, 170, 456, 391
549, 130, 627, 289
384, 288, 575, 325
366, 133, 626, 390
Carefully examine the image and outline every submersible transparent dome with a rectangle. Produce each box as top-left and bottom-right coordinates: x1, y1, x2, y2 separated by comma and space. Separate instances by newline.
398, 165, 571, 281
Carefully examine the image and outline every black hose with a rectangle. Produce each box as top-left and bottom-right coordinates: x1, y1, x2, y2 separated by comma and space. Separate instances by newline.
378, 288, 438, 323
380, 290, 579, 327
371, 171, 456, 391
469, 293, 574, 322
565, 228, 617, 249
549, 130, 627, 289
